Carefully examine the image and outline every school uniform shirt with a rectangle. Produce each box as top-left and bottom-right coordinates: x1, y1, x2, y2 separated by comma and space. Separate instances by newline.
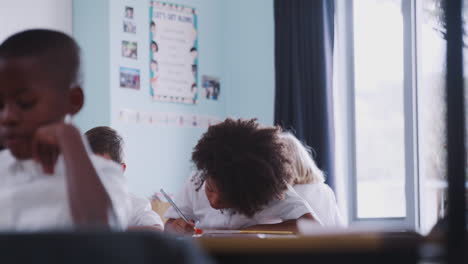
293, 183, 345, 227
0, 149, 129, 231
164, 177, 321, 230
127, 193, 164, 230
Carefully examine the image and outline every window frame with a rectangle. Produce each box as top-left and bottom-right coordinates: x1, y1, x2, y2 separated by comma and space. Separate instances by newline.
338, 0, 421, 230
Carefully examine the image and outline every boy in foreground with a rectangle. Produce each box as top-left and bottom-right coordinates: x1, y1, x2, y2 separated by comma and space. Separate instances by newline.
0, 29, 128, 230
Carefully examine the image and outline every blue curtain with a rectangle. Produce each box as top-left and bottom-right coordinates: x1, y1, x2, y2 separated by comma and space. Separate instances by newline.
274, 0, 335, 189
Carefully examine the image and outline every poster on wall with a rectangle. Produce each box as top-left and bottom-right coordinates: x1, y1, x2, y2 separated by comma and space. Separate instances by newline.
149, 1, 198, 104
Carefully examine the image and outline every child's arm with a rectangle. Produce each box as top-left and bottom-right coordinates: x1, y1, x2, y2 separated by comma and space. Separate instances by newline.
163, 175, 198, 235
242, 213, 315, 234
127, 195, 164, 231
33, 123, 113, 228
165, 218, 196, 235
128, 225, 163, 232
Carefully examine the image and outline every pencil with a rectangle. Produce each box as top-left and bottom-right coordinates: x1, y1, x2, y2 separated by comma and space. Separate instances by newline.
201, 230, 294, 235
238, 230, 294, 235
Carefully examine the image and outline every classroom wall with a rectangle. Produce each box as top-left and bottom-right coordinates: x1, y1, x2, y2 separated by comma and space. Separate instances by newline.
0, 0, 72, 43
73, 0, 275, 197
108, 0, 226, 196
73, 0, 111, 131
223, 0, 275, 126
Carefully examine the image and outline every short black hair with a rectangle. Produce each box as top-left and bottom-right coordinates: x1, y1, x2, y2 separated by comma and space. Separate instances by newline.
190, 47, 197, 52
192, 118, 293, 217
85, 126, 124, 164
151, 41, 159, 52
0, 29, 81, 89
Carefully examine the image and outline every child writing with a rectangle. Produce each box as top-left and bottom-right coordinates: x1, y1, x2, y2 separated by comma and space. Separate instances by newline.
164, 118, 319, 235
0, 29, 128, 231
85, 126, 164, 231
280, 132, 344, 226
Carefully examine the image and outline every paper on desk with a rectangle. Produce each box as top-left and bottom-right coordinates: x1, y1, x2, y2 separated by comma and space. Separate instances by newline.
298, 219, 408, 236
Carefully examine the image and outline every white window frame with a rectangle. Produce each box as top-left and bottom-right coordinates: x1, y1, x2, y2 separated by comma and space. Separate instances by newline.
336, 0, 421, 230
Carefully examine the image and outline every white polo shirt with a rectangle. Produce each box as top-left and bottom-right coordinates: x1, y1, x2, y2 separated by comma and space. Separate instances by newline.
293, 183, 344, 227
128, 193, 164, 230
0, 149, 129, 231
165, 177, 319, 230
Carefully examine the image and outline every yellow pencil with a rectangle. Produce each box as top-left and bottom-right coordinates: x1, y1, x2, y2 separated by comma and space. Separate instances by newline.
238, 230, 294, 235
200, 230, 294, 235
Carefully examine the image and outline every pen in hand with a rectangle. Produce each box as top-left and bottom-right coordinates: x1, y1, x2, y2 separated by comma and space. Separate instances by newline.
160, 188, 203, 235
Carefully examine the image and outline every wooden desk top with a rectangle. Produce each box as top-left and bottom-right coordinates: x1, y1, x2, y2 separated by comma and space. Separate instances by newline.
194, 232, 422, 254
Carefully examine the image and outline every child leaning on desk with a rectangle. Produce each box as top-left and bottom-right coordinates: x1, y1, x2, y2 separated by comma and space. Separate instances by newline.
280, 132, 344, 227
85, 126, 164, 231
0, 29, 128, 231
164, 118, 320, 235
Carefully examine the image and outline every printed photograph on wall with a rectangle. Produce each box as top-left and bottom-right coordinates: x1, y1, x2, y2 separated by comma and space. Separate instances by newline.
123, 20, 136, 33
125, 6, 134, 19
123, 5, 136, 33
119, 67, 140, 90
202, 75, 220, 100
149, 1, 199, 104
122, 40, 138, 59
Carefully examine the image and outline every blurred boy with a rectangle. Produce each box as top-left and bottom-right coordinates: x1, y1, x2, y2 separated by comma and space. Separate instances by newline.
0, 29, 128, 231
165, 119, 319, 235
85, 126, 164, 231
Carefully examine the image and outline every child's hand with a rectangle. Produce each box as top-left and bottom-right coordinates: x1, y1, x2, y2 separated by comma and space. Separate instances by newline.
32, 123, 77, 174
165, 218, 195, 235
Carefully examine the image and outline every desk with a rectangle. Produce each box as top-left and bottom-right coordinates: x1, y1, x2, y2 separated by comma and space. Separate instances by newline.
195, 232, 422, 264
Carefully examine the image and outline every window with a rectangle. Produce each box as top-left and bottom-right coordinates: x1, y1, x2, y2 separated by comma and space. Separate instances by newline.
418, 0, 468, 233
353, 0, 407, 219
418, 0, 448, 234
335, 0, 467, 231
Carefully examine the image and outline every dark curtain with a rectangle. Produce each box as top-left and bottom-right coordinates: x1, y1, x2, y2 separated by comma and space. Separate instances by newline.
444, 0, 466, 262
274, 0, 335, 189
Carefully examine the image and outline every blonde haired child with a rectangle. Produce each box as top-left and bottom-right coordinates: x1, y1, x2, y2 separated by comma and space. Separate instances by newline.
281, 132, 344, 226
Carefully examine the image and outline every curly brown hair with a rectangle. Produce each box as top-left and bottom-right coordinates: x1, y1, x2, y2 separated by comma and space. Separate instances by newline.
191, 118, 293, 217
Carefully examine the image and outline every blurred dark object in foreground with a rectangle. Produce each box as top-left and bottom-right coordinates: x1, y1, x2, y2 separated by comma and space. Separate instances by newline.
0, 231, 211, 264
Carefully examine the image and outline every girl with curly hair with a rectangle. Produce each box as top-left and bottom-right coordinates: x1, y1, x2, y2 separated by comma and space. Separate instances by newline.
164, 119, 319, 235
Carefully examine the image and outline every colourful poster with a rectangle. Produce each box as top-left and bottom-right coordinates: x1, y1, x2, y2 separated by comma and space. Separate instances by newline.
149, 1, 198, 104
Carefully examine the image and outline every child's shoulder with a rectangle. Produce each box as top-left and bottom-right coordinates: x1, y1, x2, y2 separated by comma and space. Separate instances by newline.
0, 149, 15, 168
89, 153, 120, 167
257, 186, 311, 217
88, 153, 125, 178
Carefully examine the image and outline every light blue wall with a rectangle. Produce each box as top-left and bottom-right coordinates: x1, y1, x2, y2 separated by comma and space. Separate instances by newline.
109, 0, 226, 196
73, 0, 111, 131
74, 0, 274, 197
223, 0, 275, 125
